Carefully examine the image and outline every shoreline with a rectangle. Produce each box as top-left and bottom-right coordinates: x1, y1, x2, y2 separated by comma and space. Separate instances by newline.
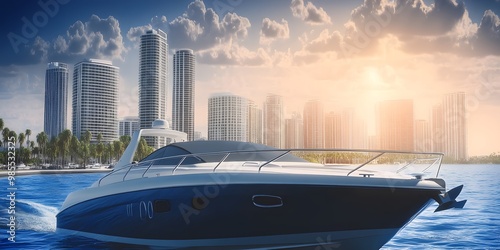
0, 168, 112, 177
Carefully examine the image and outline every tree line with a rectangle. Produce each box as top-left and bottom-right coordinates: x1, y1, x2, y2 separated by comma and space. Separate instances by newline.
0, 118, 155, 168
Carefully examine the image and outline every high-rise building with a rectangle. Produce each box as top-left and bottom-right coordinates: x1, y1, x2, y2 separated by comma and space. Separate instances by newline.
72, 59, 118, 143
285, 112, 303, 149
303, 100, 324, 148
139, 29, 168, 146
368, 135, 380, 150
414, 119, 432, 152
247, 100, 263, 144
119, 116, 140, 137
377, 99, 414, 151
432, 105, 444, 152
341, 108, 354, 149
172, 49, 195, 141
263, 94, 285, 148
44, 62, 68, 139
193, 131, 204, 141
325, 112, 341, 148
442, 92, 467, 160
208, 93, 248, 141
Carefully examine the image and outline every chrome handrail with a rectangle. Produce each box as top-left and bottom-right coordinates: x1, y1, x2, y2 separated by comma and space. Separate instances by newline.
97, 148, 444, 186
346, 152, 385, 176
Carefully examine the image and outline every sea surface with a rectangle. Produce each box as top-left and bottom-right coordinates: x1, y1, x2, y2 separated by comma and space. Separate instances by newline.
0, 164, 499, 249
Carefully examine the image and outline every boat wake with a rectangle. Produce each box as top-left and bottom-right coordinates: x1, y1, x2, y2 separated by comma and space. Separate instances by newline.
0, 198, 58, 232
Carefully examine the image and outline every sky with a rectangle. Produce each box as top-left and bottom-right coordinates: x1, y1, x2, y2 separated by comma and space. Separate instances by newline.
0, 0, 499, 156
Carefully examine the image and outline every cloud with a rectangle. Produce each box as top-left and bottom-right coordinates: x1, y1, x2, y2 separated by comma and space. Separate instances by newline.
295, 0, 500, 60
49, 15, 127, 62
197, 43, 272, 66
474, 10, 500, 55
290, 0, 332, 25
343, 0, 466, 53
259, 18, 290, 45
304, 29, 343, 53
127, 0, 251, 51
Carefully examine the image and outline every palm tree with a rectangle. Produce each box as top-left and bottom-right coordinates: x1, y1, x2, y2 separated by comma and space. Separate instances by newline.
8, 131, 17, 144
113, 141, 123, 160
28, 141, 35, 163
36, 132, 48, 164
80, 130, 92, 167
47, 137, 58, 166
135, 138, 154, 161
58, 129, 72, 167
96, 133, 103, 163
70, 135, 80, 165
119, 135, 131, 149
17, 132, 26, 162
105, 143, 113, 164
18, 132, 25, 150
0, 118, 3, 148
25, 129, 31, 148
2, 127, 10, 150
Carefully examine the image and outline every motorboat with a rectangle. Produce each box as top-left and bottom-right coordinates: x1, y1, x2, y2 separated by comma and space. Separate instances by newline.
57, 120, 466, 249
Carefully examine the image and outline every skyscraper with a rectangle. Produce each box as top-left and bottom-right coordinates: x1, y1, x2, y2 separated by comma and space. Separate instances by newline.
119, 116, 140, 137
44, 62, 68, 139
414, 119, 432, 152
432, 104, 444, 152
377, 99, 414, 151
303, 100, 324, 149
72, 59, 118, 143
172, 49, 195, 141
139, 29, 168, 146
285, 112, 303, 149
263, 94, 285, 148
325, 112, 341, 148
341, 108, 354, 149
442, 92, 467, 160
208, 93, 248, 141
247, 100, 263, 144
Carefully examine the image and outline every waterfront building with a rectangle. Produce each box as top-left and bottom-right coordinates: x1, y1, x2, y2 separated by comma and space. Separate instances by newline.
263, 94, 285, 148
303, 100, 324, 149
325, 112, 341, 148
208, 93, 248, 141
119, 116, 140, 137
432, 105, 444, 152
44, 62, 68, 139
414, 119, 432, 152
172, 49, 195, 141
247, 100, 263, 144
285, 112, 303, 149
139, 29, 168, 147
72, 59, 118, 143
442, 92, 468, 160
377, 99, 414, 151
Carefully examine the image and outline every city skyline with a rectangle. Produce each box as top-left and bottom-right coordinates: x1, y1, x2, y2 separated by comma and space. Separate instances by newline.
1, 0, 499, 156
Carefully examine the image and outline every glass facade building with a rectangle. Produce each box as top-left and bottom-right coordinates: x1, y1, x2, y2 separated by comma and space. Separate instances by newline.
172, 49, 195, 141
44, 62, 68, 139
139, 29, 168, 147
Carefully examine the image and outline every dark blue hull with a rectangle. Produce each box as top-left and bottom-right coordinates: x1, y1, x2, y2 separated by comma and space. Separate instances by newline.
57, 182, 439, 248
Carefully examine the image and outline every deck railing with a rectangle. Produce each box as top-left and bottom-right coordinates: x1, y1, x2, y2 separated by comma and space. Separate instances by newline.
97, 149, 443, 187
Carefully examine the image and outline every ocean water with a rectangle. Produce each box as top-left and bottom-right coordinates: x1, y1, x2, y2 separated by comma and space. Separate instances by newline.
0, 164, 499, 249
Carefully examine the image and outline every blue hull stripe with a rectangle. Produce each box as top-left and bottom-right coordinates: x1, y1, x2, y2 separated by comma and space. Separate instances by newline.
57, 183, 437, 243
